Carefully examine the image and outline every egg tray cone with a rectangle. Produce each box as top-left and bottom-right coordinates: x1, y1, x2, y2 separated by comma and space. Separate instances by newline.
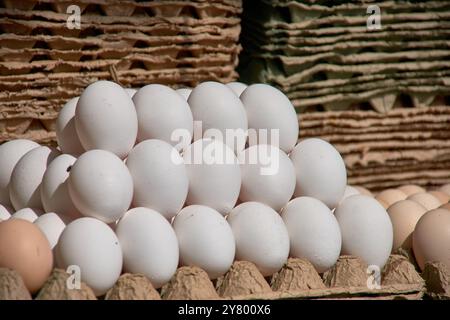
20, 255, 436, 300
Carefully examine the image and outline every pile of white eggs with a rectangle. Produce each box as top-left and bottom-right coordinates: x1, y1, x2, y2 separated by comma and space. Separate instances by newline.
0, 80, 394, 296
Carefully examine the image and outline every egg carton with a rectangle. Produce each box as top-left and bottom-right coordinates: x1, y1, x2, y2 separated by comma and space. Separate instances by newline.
0, 51, 239, 75
0, 7, 241, 29
0, 17, 241, 39
0, 65, 238, 94
0, 44, 241, 63
245, 0, 450, 30
0, 31, 240, 51
0, 0, 242, 18
0, 255, 426, 300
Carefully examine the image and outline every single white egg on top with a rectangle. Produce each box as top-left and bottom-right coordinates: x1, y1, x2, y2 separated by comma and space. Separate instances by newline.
116, 207, 179, 288
281, 197, 341, 273
240, 83, 298, 153
57, 217, 123, 296
226, 82, 247, 97
34, 212, 66, 249
227, 202, 289, 276
0, 204, 13, 221
75, 80, 138, 159
40, 154, 82, 224
183, 138, 241, 216
238, 144, 295, 212
10, 207, 43, 223
188, 81, 248, 153
334, 195, 393, 269
0, 139, 40, 207
133, 84, 193, 151
290, 138, 347, 209
172, 205, 235, 279
55, 97, 84, 156
176, 88, 192, 100
68, 150, 133, 224
9, 146, 60, 211
126, 139, 188, 221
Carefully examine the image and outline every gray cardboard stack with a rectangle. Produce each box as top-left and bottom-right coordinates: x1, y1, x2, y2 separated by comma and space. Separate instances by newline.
239, 0, 450, 112
0, 0, 242, 144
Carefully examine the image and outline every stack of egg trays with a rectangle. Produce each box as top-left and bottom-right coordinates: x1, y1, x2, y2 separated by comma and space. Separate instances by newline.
299, 106, 450, 191
0, 0, 242, 144
239, 0, 450, 112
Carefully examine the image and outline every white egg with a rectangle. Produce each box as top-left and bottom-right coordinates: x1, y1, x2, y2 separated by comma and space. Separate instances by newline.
226, 82, 247, 97
133, 84, 193, 150
227, 202, 290, 276
75, 80, 138, 159
41, 154, 82, 224
176, 88, 192, 100
55, 97, 84, 156
0, 204, 13, 220
335, 195, 393, 268
68, 150, 133, 224
238, 144, 295, 211
9, 146, 60, 210
10, 207, 43, 222
172, 205, 235, 279
290, 138, 347, 209
34, 212, 66, 249
124, 88, 137, 97
0, 139, 40, 206
57, 217, 122, 296
116, 207, 179, 288
183, 139, 241, 215
126, 140, 188, 220
188, 81, 248, 153
281, 197, 341, 273
240, 83, 298, 153
339, 185, 360, 204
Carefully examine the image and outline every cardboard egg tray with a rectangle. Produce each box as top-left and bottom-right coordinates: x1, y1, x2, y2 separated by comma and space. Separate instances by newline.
299, 106, 450, 191
6, 255, 447, 300
238, 0, 450, 112
0, 0, 243, 144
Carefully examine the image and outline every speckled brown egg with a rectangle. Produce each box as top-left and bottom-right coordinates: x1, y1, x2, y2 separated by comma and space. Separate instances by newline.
0, 219, 53, 293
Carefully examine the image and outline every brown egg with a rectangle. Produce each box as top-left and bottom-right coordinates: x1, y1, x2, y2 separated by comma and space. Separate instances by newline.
397, 185, 426, 196
440, 203, 450, 211
428, 191, 450, 205
375, 189, 407, 207
377, 199, 389, 209
439, 184, 450, 196
413, 209, 450, 271
0, 219, 53, 293
353, 186, 373, 197
407, 192, 441, 211
387, 200, 427, 251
